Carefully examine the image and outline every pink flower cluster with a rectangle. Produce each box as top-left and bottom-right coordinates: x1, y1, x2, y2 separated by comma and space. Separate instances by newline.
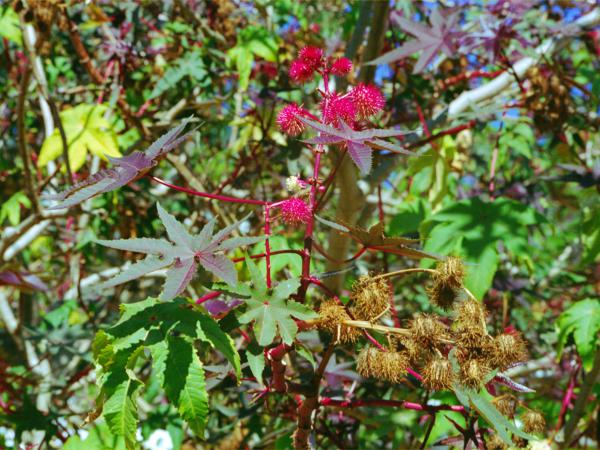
277, 46, 386, 135
280, 198, 311, 225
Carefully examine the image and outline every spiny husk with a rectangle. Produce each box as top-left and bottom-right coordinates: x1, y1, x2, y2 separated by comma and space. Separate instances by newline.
356, 347, 408, 383
486, 434, 508, 450
489, 332, 528, 370
422, 357, 454, 391
453, 299, 488, 348
408, 313, 449, 348
428, 257, 465, 309
317, 299, 360, 344
459, 358, 491, 389
522, 409, 546, 434
492, 394, 518, 419
349, 275, 390, 321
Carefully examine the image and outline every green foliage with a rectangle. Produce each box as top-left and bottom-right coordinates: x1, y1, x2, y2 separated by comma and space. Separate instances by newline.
92, 297, 240, 448
0, 191, 30, 226
150, 50, 208, 99
223, 256, 317, 345
558, 299, 600, 371
228, 26, 278, 91
421, 197, 545, 298
0, 6, 22, 45
38, 104, 120, 172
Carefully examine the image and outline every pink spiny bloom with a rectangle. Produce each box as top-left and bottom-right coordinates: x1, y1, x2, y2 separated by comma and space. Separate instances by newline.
289, 59, 314, 83
280, 198, 311, 225
321, 93, 356, 126
331, 57, 352, 75
277, 103, 310, 136
351, 83, 386, 119
299, 46, 324, 69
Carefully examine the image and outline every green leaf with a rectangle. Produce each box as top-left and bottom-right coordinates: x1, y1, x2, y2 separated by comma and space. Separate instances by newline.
468, 390, 535, 444
0, 191, 31, 226
246, 349, 266, 386
150, 51, 207, 99
63, 422, 126, 450
558, 298, 600, 371
103, 374, 142, 450
421, 197, 544, 298
0, 7, 22, 45
163, 336, 209, 436
195, 314, 242, 380
38, 104, 120, 172
239, 296, 317, 346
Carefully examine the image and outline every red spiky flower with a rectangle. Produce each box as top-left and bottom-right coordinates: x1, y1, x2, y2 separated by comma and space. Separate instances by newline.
331, 57, 352, 75
289, 60, 314, 83
277, 103, 310, 136
351, 83, 385, 119
321, 93, 356, 126
299, 46, 324, 69
280, 198, 311, 225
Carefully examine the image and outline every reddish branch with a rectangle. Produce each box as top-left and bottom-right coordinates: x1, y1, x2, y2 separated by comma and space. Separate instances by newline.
439, 69, 505, 89
320, 397, 465, 413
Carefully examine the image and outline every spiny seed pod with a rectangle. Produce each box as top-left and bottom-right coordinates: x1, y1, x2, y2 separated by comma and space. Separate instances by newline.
380, 351, 409, 383
356, 347, 380, 378
317, 300, 360, 344
455, 299, 486, 326
490, 332, 528, 370
492, 394, 518, 419
522, 409, 546, 434
349, 275, 390, 322
408, 313, 448, 347
486, 434, 508, 450
459, 359, 490, 389
428, 257, 465, 309
453, 299, 488, 346
422, 357, 454, 391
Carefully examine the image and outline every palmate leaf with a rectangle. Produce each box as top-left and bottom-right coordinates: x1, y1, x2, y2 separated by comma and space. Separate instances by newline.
92, 297, 240, 448
237, 256, 317, 346
558, 298, 600, 371
297, 116, 415, 174
368, 8, 464, 73
44, 117, 195, 210
96, 203, 263, 300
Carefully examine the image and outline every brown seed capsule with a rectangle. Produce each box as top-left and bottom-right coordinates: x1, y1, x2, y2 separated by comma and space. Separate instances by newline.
489, 332, 528, 370
356, 347, 380, 378
459, 359, 490, 389
493, 394, 518, 419
349, 275, 390, 321
408, 313, 448, 348
522, 409, 546, 434
380, 351, 409, 383
486, 434, 508, 450
422, 357, 454, 391
317, 299, 360, 344
428, 257, 465, 309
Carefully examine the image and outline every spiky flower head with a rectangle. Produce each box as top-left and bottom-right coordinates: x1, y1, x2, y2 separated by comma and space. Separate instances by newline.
349, 275, 390, 321
289, 59, 314, 83
280, 198, 311, 225
486, 434, 508, 450
321, 93, 356, 126
357, 347, 408, 383
331, 57, 353, 75
492, 394, 517, 419
350, 83, 385, 119
277, 103, 309, 136
317, 299, 360, 344
490, 332, 528, 370
522, 409, 546, 434
408, 313, 449, 348
422, 357, 454, 391
298, 46, 324, 69
428, 256, 465, 309
459, 359, 490, 389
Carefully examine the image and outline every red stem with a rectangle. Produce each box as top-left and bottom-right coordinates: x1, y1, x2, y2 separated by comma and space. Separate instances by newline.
149, 175, 267, 205
319, 397, 464, 413
264, 205, 272, 288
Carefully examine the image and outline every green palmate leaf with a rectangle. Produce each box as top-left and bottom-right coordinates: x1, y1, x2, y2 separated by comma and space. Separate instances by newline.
150, 51, 207, 99
38, 104, 121, 172
421, 197, 544, 298
93, 297, 240, 443
164, 336, 209, 435
246, 349, 266, 386
557, 298, 600, 371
